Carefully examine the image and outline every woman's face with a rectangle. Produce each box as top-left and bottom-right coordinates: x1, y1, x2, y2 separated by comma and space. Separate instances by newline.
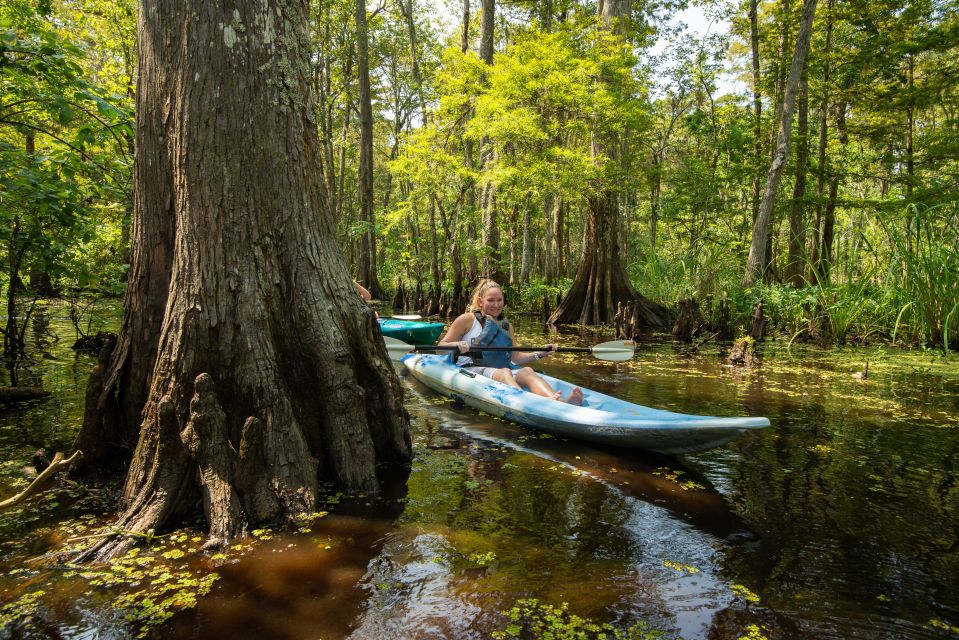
478, 287, 505, 317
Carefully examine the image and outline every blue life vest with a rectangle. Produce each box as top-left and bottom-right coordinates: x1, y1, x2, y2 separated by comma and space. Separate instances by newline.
468, 312, 513, 368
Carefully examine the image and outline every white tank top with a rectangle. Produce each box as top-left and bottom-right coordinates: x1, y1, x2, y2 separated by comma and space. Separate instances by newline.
456, 315, 484, 366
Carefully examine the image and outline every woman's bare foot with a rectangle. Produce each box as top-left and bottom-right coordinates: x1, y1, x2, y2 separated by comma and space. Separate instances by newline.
566, 387, 584, 405
549, 390, 563, 401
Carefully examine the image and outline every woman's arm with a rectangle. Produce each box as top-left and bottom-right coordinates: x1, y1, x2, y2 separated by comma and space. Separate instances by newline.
508, 326, 555, 365
438, 313, 473, 353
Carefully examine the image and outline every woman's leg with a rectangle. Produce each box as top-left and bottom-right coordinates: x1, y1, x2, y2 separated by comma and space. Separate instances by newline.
515, 367, 583, 405
514, 367, 562, 401
490, 368, 522, 388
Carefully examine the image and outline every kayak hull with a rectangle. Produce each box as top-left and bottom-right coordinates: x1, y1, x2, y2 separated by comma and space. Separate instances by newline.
402, 354, 770, 454
378, 318, 444, 345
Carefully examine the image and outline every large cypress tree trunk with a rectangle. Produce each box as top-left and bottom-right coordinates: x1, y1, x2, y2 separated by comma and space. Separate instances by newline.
548, 0, 667, 327
549, 192, 667, 325
75, 0, 411, 560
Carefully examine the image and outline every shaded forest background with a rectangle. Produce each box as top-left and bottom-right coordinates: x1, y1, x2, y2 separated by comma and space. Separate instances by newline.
2, 0, 958, 353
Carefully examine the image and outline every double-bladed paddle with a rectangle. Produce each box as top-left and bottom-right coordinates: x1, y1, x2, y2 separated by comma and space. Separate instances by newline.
383, 336, 636, 362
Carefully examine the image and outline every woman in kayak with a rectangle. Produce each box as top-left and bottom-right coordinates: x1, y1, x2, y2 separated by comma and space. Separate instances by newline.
438, 279, 584, 404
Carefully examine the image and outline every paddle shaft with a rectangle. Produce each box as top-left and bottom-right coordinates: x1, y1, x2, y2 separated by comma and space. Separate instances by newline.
382, 336, 634, 362
409, 345, 591, 353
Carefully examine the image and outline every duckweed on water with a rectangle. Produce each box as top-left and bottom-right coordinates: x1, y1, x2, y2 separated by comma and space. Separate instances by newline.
737, 624, 769, 640
491, 598, 673, 639
730, 584, 761, 604
651, 467, 707, 492
662, 559, 700, 574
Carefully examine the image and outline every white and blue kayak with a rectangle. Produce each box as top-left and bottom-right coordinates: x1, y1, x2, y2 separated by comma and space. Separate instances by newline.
402, 354, 770, 454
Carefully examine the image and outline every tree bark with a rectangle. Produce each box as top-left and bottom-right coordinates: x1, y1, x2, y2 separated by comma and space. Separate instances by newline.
817, 101, 847, 283
461, 0, 470, 52
355, 0, 382, 297
550, 195, 565, 282
75, 0, 411, 560
650, 153, 661, 251
808, 0, 833, 282
520, 198, 532, 284
749, 0, 762, 230
479, 0, 495, 64
785, 72, 809, 287
744, 0, 819, 288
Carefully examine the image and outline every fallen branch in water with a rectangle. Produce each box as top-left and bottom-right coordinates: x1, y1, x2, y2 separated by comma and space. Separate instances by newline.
0, 450, 83, 511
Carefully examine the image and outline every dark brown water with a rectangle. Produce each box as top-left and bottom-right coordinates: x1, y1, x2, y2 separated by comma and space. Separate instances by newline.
2, 310, 958, 639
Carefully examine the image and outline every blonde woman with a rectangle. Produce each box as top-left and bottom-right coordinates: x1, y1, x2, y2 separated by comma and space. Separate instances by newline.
437, 280, 583, 404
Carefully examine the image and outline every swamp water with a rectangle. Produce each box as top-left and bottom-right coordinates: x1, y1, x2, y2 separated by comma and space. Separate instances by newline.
1, 305, 958, 639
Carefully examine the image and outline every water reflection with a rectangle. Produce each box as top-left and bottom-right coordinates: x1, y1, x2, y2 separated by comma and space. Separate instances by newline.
1, 312, 958, 639
169, 474, 410, 640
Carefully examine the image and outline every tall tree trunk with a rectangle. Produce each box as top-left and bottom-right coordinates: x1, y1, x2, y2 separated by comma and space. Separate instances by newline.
905, 53, 915, 203
399, 0, 428, 121
817, 100, 847, 283
762, 0, 794, 278
507, 203, 518, 285
479, 0, 494, 64
550, 195, 565, 283
808, 0, 833, 283
768, 0, 792, 155
650, 153, 661, 252
749, 0, 762, 230
543, 193, 554, 282
355, 0, 382, 297
785, 72, 809, 287
74, 0, 411, 561
461, 0, 470, 52
520, 197, 532, 284
744, 0, 819, 288
549, 0, 667, 326
478, 0, 502, 281
466, 221, 478, 281
429, 197, 441, 308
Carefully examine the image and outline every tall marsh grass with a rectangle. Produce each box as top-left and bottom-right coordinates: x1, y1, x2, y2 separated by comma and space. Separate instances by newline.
883, 204, 959, 350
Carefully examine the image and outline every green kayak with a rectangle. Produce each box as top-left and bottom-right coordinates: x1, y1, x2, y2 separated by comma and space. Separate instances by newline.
377, 318, 444, 345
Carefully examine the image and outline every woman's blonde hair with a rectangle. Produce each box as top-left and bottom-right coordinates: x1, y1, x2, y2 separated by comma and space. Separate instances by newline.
468, 279, 502, 313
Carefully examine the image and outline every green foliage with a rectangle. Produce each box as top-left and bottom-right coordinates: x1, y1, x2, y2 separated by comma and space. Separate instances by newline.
881, 204, 959, 349
511, 279, 570, 312
492, 599, 671, 640
0, 0, 132, 302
